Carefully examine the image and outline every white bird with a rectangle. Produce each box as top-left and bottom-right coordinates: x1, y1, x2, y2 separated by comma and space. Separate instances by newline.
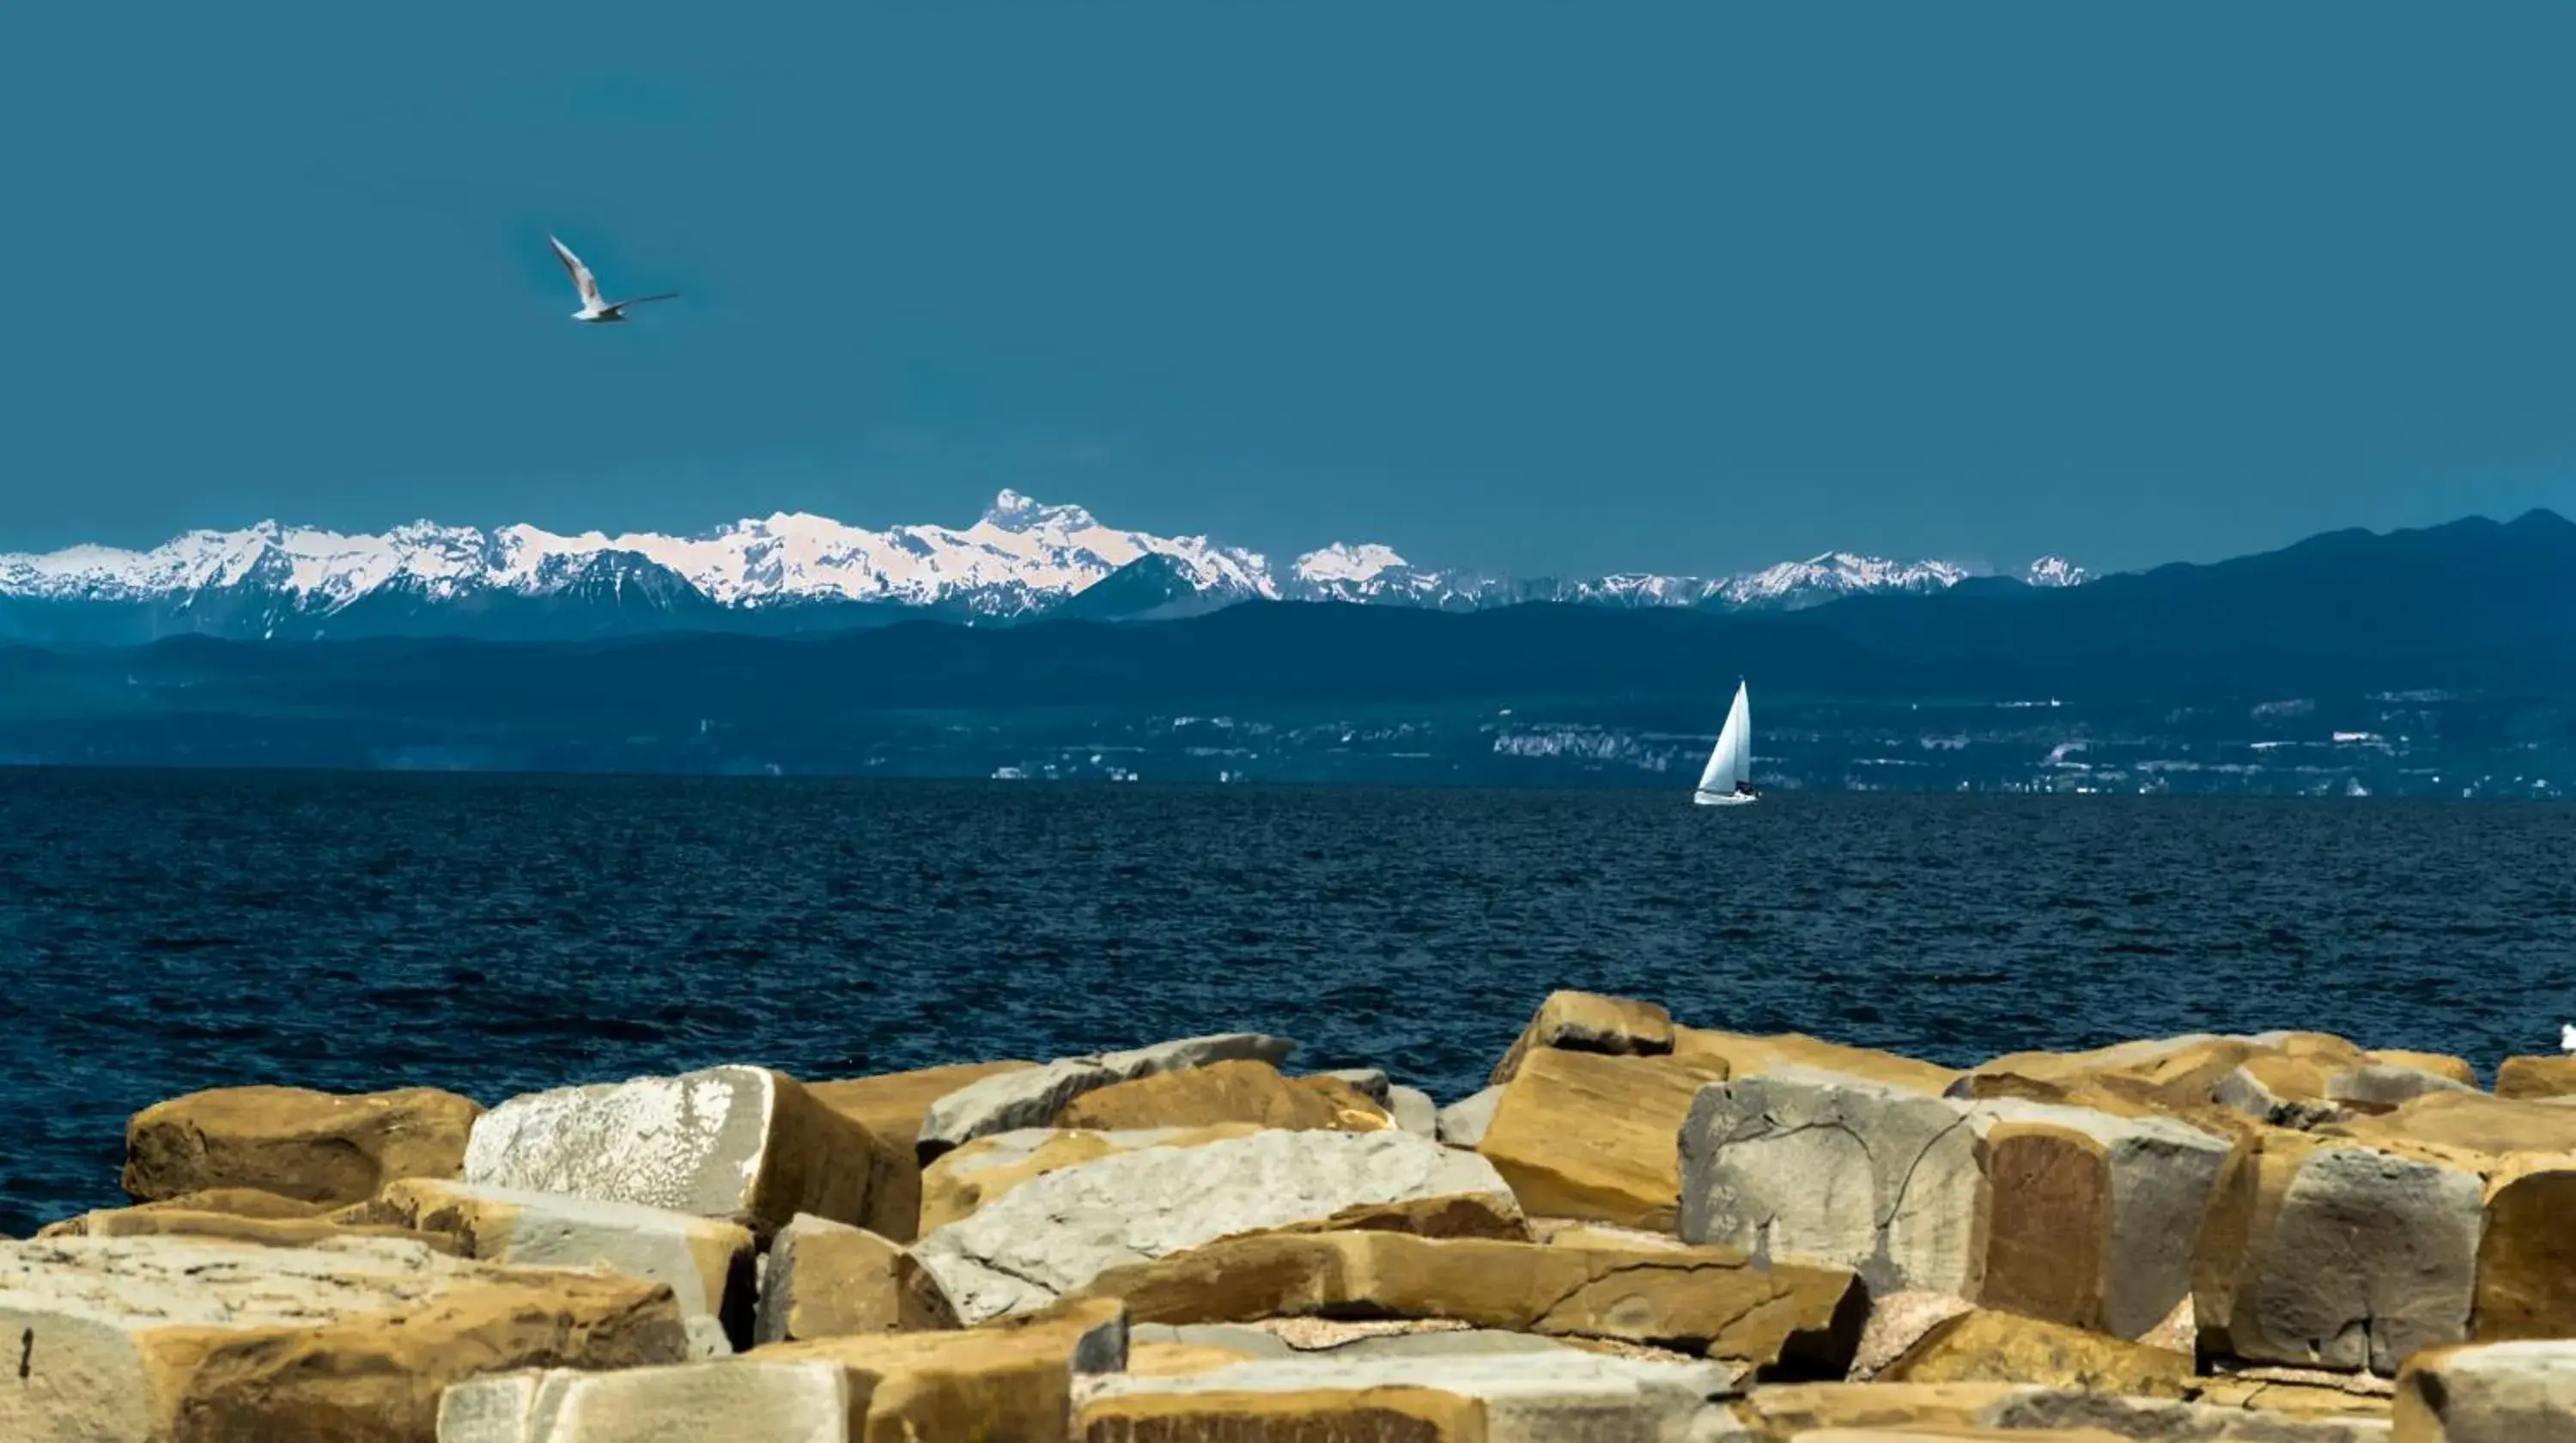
549, 235, 678, 324
2561, 1022, 2576, 1054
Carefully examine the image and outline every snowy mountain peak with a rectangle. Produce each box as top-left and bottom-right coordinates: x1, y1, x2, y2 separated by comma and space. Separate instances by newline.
1295, 542, 1412, 586
0, 494, 2086, 638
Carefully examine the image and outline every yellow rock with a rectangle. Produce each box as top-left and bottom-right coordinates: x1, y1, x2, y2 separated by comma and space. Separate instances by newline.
758, 1295, 1127, 1443
2372, 1051, 2476, 1088
1675, 1027, 1959, 1094
1077, 1385, 1485, 1441
33, 1187, 331, 1238
2, 1233, 688, 1442
36, 1205, 464, 1254
1475, 1046, 1731, 1230
1488, 989, 1674, 1085
808, 1060, 1035, 1242
1054, 1060, 1393, 1133
1121, 1341, 1265, 1378
1878, 1308, 2191, 1397
1729, 1382, 2032, 1440
756, 1213, 960, 1345
2492, 1055, 2576, 1099
122, 1084, 482, 1206
1072, 1228, 1862, 1377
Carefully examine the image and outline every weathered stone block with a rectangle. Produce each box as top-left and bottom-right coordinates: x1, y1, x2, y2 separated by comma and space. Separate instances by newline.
1477, 1046, 1732, 1230
917, 1033, 1297, 1159
754, 1212, 958, 1345
123, 1084, 482, 1206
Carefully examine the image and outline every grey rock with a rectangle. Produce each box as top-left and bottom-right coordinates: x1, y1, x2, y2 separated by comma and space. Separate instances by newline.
1436, 1085, 1505, 1148
1321, 1328, 1580, 1361
1987, 1386, 2395, 1441
914, 1128, 1517, 1324
2215, 1067, 2348, 1129
2395, 1340, 2576, 1443
1387, 1084, 1439, 1139
916, 1032, 1297, 1158
2332, 1062, 2476, 1111
1130, 1322, 1297, 1360
2228, 1145, 2482, 1373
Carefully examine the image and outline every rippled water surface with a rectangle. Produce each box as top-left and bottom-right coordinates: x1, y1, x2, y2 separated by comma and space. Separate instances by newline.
4, 769, 2573, 1234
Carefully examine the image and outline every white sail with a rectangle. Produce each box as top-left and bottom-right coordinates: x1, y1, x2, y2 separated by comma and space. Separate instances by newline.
1695, 681, 1752, 796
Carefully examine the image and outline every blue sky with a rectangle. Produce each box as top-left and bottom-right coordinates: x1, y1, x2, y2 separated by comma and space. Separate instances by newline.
4, 2, 2573, 575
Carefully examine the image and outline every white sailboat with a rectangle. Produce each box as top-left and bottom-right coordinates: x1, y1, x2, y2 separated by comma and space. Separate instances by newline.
1692, 680, 1758, 806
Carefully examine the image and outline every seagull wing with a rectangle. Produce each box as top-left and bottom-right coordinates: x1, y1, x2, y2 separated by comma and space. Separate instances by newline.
609, 291, 680, 308
550, 235, 605, 308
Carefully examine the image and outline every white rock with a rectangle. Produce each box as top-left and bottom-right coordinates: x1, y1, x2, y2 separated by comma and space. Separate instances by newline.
914, 1128, 1517, 1323
463, 1065, 878, 1239
1081, 1349, 1738, 1443
440, 1360, 851, 1443
2398, 1340, 2576, 1442
1387, 1085, 1439, 1139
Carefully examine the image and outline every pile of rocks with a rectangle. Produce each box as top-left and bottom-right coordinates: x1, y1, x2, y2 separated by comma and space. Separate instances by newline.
10, 995, 2576, 1440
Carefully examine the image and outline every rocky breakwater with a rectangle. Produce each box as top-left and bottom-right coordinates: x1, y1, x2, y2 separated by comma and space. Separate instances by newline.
16, 1006, 2576, 1439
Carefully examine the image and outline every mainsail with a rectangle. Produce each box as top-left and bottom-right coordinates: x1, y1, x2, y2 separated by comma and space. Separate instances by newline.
1696, 681, 1752, 795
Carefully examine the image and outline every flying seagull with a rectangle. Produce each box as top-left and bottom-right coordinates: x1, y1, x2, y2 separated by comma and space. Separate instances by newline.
549, 235, 677, 323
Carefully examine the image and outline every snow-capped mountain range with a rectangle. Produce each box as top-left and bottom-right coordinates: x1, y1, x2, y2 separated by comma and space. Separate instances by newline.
0, 490, 2085, 642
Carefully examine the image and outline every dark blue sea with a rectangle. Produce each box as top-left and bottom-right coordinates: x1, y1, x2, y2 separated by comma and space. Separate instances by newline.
3, 768, 2573, 1237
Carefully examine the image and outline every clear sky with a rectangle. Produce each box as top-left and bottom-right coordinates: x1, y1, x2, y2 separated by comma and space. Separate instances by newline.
5, 2, 2573, 575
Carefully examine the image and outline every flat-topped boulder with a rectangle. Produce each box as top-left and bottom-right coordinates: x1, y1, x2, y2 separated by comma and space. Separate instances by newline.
2493, 1055, 2576, 1100
1970, 1032, 2476, 1132
915, 1032, 1297, 1160
1475, 1045, 1734, 1229
1725, 1383, 2391, 1442
756, 1295, 1129, 1440
753, 1212, 958, 1346
1072, 1228, 1863, 1377
1675, 1028, 1962, 1095
1054, 1059, 1393, 1132
1488, 989, 1676, 1085
123, 1084, 483, 1207
2395, 1339, 2576, 1441
1078, 1349, 1740, 1443
3, 1233, 687, 1442
347, 1177, 757, 1356
1680, 1075, 2228, 1341
920, 1123, 1266, 1232
36, 1186, 330, 1237
914, 1128, 1519, 1324
437, 1358, 850, 1443
463, 1065, 890, 1241
1437, 1086, 1504, 1148
33, 1204, 464, 1254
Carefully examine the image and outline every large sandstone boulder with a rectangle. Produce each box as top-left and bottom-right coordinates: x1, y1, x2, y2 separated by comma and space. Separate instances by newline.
34, 1204, 463, 1254
348, 1177, 756, 1356
915, 1032, 1297, 1160
1680, 1076, 2228, 1341
1476, 1046, 1733, 1229
438, 1359, 851, 1443
914, 1129, 1519, 1324
2394, 1339, 2576, 1441
920, 1124, 1265, 1232
2319, 1092, 2576, 1347
1072, 1228, 1863, 1377
2193, 1129, 2482, 1373
464, 1065, 889, 1241
1874, 1308, 2190, 1397
1725, 1383, 2391, 1442
2494, 1055, 2576, 1100
1676, 1028, 1960, 1095
122, 1084, 482, 1206
754, 1212, 958, 1346
1488, 989, 1676, 1085
756, 1295, 1129, 1440
3, 1233, 687, 1442
806, 1060, 1034, 1243
36, 1187, 330, 1237
1078, 1349, 1740, 1443
1971, 1032, 2475, 1131
1054, 1060, 1392, 1132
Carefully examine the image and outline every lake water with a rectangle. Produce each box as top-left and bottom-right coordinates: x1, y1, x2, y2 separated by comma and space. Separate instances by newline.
3, 768, 2572, 1235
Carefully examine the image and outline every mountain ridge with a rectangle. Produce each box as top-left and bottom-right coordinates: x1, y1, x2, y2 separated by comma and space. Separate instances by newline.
0, 490, 2084, 643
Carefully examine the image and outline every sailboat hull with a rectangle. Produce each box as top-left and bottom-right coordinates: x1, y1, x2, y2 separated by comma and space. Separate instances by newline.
1692, 790, 1758, 807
